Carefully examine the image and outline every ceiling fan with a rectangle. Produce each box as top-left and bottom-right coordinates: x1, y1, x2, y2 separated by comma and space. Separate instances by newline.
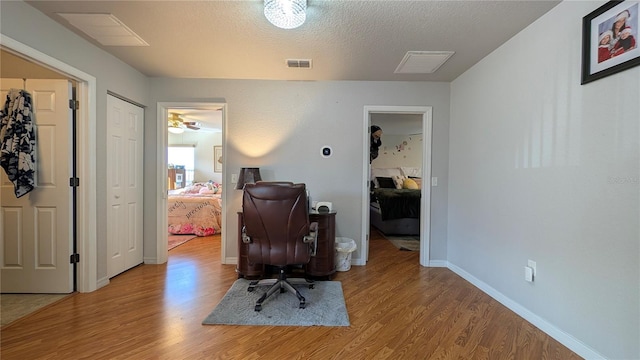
168, 112, 200, 133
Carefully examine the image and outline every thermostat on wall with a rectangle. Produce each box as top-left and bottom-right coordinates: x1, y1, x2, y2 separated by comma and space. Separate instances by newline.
321, 146, 332, 158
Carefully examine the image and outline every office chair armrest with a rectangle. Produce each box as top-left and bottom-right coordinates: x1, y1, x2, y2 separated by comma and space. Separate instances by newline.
303, 222, 318, 256
241, 226, 252, 244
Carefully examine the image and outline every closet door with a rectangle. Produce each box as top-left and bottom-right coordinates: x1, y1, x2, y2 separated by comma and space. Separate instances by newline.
0, 78, 73, 293
106, 95, 144, 278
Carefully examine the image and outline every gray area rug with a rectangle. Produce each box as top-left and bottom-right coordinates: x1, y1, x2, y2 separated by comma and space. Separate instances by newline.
202, 278, 350, 327
386, 236, 420, 251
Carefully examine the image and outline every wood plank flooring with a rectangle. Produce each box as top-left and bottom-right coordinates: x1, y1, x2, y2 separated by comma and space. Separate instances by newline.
0, 230, 581, 359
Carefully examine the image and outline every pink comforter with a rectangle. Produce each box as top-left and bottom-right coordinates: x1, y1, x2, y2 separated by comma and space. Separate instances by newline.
168, 194, 222, 236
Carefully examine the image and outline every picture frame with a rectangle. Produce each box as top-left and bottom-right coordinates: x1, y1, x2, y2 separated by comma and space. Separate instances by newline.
581, 1, 640, 84
214, 146, 222, 173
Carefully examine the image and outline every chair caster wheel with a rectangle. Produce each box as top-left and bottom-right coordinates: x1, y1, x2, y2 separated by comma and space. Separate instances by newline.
255, 304, 262, 311
299, 302, 306, 309
280, 288, 285, 293
248, 287, 255, 292
309, 284, 314, 289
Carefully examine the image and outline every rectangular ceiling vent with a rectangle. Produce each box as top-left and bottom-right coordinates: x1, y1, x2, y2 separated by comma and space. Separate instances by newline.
286, 59, 312, 69
395, 51, 454, 74
57, 13, 149, 47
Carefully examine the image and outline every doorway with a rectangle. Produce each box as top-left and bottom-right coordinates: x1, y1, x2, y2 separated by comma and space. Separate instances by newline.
1, 36, 98, 293
362, 106, 432, 266
156, 103, 227, 264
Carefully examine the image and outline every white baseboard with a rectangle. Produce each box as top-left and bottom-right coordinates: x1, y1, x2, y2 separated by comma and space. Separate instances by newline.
224, 256, 238, 265
446, 263, 605, 360
143, 256, 160, 264
96, 276, 109, 290
428, 260, 448, 267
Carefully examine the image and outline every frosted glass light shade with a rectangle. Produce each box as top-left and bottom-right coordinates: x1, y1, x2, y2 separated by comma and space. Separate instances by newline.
168, 126, 184, 134
264, 0, 306, 29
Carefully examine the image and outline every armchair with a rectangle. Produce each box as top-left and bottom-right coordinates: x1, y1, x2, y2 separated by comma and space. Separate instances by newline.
241, 181, 318, 311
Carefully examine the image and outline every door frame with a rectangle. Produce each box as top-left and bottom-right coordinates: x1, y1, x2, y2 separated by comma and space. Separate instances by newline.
2, 35, 98, 292
156, 102, 227, 265
362, 105, 432, 266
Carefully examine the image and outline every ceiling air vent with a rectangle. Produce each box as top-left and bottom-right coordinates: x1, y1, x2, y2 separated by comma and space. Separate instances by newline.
395, 51, 454, 74
57, 13, 149, 46
286, 59, 312, 69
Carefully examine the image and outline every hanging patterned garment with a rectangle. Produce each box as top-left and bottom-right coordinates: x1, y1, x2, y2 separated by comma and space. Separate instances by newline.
0, 88, 37, 198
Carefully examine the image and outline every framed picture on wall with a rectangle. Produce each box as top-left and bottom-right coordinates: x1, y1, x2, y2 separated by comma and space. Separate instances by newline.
581, 0, 640, 84
214, 146, 222, 173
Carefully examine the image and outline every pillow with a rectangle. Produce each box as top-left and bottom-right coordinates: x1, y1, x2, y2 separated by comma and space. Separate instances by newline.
184, 185, 203, 194
400, 167, 422, 178
376, 177, 396, 189
371, 167, 403, 179
402, 178, 419, 190
392, 175, 406, 189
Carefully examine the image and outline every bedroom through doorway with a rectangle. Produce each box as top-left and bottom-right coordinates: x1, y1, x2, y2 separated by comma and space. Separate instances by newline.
162, 105, 225, 258
363, 106, 432, 267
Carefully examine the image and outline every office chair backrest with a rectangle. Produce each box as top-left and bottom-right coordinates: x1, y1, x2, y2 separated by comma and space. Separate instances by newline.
242, 182, 312, 267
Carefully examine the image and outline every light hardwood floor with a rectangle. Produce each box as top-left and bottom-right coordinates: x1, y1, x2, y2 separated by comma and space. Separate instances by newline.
0, 229, 581, 359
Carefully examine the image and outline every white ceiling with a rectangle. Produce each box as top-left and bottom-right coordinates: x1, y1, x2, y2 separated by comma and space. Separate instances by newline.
24, 0, 560, 82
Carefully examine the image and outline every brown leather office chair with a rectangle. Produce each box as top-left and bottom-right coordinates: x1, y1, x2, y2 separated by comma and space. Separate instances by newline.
241, 181, 318, 311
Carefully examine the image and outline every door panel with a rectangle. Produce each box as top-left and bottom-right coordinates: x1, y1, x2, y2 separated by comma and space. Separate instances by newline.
1, 78, 73, 293
107, 95, 143, 278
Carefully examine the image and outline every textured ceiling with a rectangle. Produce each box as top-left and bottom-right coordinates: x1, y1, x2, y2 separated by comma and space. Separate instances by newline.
24, 0, 560, 82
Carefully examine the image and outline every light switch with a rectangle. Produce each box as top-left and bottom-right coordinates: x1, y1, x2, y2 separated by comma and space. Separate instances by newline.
431, 177, 438, 186
231, 174, 238, 183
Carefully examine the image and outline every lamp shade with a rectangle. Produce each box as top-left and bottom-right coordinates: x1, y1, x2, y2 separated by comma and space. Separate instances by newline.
264, 0, 306, 29
235, 168, 262, 190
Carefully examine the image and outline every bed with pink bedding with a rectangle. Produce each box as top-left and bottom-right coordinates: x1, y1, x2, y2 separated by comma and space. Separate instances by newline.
167, 183, 222, 236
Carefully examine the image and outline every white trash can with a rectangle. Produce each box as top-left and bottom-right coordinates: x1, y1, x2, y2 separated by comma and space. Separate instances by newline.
334, 237, 357, 271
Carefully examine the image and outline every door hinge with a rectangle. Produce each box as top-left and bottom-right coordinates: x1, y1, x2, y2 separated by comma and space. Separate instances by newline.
69, 177, 80, 187
69, 100, 79, 110
70, 253, 80, 264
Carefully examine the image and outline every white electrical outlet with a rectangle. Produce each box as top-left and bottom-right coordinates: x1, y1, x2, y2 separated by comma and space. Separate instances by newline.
431, 177, 438, 186
525, 266, 534, 282
231, 174, 238, 183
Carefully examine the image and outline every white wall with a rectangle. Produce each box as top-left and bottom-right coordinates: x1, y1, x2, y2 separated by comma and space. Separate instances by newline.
372, 134, 424, 170
148, 79, 451, 263
449, 1, 639, 359
0, 1, 150, 283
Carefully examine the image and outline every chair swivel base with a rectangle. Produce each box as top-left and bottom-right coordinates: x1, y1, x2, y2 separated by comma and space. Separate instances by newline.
247, 271, 314, 311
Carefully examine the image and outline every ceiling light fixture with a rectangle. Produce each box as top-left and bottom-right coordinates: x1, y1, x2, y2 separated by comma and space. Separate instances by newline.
168, 126, 184, 134
264, 0, 306, 29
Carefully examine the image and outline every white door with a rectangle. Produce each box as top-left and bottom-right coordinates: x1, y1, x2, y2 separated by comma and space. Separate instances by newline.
1, 78, 73, 293
107, 95, 144, 278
